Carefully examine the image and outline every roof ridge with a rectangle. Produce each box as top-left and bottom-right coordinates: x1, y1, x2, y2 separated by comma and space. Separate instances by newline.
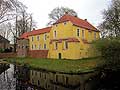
20, 26, 51, 39
34, 26, 51, 31
54, 14, 98, 31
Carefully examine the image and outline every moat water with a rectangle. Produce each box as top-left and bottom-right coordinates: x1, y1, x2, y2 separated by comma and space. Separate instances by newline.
0, 64, 120, 90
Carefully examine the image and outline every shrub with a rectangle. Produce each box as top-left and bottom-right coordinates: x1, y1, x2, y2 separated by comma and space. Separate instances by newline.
93, 37, 120, 69
0, 48, 4, 53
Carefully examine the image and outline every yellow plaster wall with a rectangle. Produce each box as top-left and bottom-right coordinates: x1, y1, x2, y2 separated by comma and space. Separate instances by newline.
28, 21, 100, 59
29, 33, 50, 50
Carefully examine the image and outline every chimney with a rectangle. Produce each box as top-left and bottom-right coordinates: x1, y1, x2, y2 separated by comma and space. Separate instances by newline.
84, 19, 87, 21
33, 28, 35, 30
75, 15, 77, 17
65, 11, 68, 14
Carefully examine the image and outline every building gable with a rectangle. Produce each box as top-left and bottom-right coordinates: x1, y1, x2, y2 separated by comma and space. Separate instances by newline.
54, 14, 99, 32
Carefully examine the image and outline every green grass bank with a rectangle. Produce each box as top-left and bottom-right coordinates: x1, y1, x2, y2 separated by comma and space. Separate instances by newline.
5, 57, 102, 73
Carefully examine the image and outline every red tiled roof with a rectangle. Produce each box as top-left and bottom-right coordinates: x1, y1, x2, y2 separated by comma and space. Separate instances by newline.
50, 37, 80, 44
54, 14, 99, 31
28, 27, 51, 36
20, 27, 51, 39
20, 32, 30, 39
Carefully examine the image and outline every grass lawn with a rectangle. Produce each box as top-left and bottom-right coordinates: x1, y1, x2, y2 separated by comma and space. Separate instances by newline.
5, 57, 103, 73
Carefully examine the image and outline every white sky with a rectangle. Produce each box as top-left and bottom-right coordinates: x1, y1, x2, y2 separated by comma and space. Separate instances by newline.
20, 0, 111, 29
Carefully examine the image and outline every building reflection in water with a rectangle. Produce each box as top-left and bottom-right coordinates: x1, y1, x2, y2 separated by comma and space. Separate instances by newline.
15, 64, 93, 90
1, 64, 120, 90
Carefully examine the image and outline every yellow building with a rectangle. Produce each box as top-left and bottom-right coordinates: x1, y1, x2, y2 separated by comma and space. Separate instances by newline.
19, 14, 100, 59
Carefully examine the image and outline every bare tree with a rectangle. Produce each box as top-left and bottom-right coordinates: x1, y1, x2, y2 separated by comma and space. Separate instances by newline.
98, 0, 120, 38
0, 0, 36, 52
0, 23, 12, 40
0, 0, 26, 25
48, 7, 78, 25
16, 11, 36, 37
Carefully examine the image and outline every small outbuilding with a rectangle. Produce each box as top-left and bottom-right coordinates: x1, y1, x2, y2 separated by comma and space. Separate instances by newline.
0, 35, 10, 50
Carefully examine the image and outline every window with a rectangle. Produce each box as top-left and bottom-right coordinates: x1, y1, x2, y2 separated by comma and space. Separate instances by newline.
54, 42, 58, 50
64, 22, 67, 25
66, 77, 68, 84
44, 34, 47, 41
32, 79, 34, 84
22, 45, 24, 49
44, 74, 46, 79
56, 75, 58, 82
39, 44, 41, 50
89, 31, 92, 37
94, 32, 96, 39
40, 72, 41, 78
38, 80, 40, 85
54, 31, 57, 38
37, 36, 39, 41
55, 24, 58, 27
32, 36, 34, 41
54, 86, 58, 90
18, 45, 20, 49
80, 52, 81, 55
82, 30, 84, 39
31, 71, 33, 75
25, 46, 28, 48
44, 44, 46, 49
89, 31, 92, 40
77, 29, 80, 37
35, 44, 36, 49
32, 44, 34, 49
35, 71, 37, 75
64, 41, 68, 49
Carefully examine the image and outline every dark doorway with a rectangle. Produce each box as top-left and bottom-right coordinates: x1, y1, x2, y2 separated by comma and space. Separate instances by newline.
58, 53, 62, 59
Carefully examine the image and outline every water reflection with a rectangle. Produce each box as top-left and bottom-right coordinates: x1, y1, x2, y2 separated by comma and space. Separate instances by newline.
15, 65, 82, 90
1, 64, 120, 90
0, 64, 16, 90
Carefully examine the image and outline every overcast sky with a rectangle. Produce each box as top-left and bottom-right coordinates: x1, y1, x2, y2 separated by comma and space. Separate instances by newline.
20, 0, 111, 29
